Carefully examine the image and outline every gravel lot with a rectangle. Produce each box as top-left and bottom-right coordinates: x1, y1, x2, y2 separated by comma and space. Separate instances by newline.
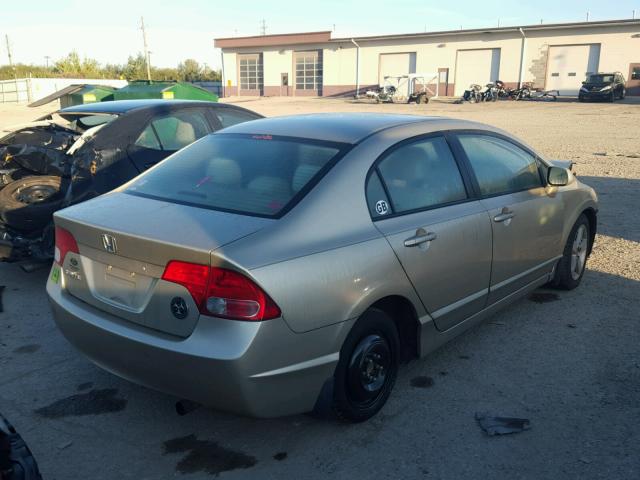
0, 97, 638, 479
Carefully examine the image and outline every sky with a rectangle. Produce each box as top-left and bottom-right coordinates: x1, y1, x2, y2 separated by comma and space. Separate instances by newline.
1, 0, 639, 70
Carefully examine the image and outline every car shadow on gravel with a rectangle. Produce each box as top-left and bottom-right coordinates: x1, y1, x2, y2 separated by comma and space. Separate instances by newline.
579, 175, 640, 243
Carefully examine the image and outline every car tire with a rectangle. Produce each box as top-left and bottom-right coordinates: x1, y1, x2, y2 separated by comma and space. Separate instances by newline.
1, 414, 43, 480
550, 214, 590, 290
332, 308, 400, 423
0, 176, 64, 232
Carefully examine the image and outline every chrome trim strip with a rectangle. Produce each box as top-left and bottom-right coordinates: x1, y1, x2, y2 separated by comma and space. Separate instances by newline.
250, 352, 339, 378
490, 256, 562, 291
432, 288, 488, 319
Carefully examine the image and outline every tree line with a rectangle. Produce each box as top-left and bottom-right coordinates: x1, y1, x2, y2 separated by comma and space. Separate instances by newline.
0, 52, 221, 82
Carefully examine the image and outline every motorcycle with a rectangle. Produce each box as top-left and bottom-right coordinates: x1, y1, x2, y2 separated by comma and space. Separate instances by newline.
495, 80, 511, 99
509, 82, 533, 100
462, 84, 483, 103
482, 82, 499, 102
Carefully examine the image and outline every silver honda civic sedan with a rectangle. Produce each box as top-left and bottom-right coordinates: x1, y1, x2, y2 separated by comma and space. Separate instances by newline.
47, 114, 598, 422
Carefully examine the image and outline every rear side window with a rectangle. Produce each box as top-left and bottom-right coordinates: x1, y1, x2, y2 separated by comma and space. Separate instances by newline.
366, 171, 391, 218
214, 109, 260, 129
457, 135, 542, 196
127, 134, 344, 217
135, 110, 211, 151
370, 136, 467, 216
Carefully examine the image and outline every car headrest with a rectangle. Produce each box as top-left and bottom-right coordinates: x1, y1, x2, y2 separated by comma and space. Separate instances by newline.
206, 157, 242, 186
174, 121, 196, 147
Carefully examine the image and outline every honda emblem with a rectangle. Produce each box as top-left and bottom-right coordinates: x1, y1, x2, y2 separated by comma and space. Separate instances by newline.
101, 234, 117, 254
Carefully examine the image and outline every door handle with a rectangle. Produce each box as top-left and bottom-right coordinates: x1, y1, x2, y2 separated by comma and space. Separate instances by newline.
404, 231, 437, 247
493, 208, 515, 223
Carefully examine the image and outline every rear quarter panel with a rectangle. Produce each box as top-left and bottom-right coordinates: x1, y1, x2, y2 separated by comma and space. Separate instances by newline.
248, 237, 424, 333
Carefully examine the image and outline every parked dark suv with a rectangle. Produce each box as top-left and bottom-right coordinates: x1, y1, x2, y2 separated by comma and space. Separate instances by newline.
578, 72, 626, 102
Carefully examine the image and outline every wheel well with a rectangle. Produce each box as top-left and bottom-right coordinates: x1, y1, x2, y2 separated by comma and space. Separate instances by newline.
582, 208, 597, 255
369, 296, 420, 362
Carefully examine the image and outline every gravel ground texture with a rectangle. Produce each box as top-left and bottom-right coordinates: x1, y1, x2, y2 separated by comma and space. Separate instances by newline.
0, 97, 638, 480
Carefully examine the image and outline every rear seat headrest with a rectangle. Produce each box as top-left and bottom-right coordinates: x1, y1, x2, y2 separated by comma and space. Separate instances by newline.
206, 157, 242, 186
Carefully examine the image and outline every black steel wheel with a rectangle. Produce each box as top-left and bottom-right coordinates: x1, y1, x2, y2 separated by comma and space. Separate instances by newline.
0, 176, 64, 232
332, 308, 400, 422
346, 334, 392, 408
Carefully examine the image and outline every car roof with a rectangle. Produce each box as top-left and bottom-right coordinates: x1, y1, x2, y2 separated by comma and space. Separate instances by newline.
58, 99, 221, 115
219, 113, 489, 144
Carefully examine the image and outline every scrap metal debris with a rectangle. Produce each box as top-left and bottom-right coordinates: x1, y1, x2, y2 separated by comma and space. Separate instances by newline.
475, 412, 531, 436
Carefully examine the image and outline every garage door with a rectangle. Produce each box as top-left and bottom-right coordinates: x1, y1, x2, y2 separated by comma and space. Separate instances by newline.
455, 49, 501, 96
379, 53, 416, 95
546, 45, 600, 96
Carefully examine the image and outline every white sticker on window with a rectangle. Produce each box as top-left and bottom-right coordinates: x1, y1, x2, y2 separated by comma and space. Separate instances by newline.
375, 200, 389, 215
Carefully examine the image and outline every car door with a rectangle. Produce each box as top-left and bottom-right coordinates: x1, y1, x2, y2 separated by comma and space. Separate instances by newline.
368, 135, 493, 332
452, 132, 565, 305
127, 108, 212, 172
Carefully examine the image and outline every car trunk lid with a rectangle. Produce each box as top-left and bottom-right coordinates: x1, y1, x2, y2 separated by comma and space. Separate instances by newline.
54, 192, 273, 337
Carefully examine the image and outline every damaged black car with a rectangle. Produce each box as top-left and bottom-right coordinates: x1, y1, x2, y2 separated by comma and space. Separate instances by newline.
0, 99, 262, 263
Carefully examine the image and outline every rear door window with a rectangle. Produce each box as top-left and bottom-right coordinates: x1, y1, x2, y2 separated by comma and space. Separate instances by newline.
127, 134, 345, 217
368, 136, 468, 217
456, 134, 542, 196
135, 110, 211, 151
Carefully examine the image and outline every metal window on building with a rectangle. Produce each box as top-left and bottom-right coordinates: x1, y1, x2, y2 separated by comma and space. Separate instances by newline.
238, 54, 263, 92
294, 51, 322, 92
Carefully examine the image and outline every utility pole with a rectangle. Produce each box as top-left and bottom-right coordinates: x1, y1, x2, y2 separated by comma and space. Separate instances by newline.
586, 11, 590, 21
5, 34, 18, 102
260, 19, 267, 36
5, 35, 15, 75
44, 55, 50, 68
140, 16, 152, 82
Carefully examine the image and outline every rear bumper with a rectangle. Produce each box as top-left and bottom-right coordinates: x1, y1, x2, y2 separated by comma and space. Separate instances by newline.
47, 274, 351, 418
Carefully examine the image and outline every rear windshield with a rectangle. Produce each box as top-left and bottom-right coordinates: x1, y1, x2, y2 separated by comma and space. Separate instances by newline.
586, 74, 614, 83
126, 134, 346, 217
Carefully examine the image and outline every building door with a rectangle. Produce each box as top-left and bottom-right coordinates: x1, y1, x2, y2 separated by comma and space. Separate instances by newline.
546, 44, 600, 96
438, 68, 449, 96
237, 53, 264, 96
627, 63, 640, 96
294, 51, 322, 96
281, 72, 289, 96
454, 49, 501, 96
379, 53, 416, 96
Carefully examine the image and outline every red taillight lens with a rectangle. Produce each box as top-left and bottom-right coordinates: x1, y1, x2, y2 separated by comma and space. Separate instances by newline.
161, 261, 281, 321
162, 261, 210, 306
54, 226, 79, 265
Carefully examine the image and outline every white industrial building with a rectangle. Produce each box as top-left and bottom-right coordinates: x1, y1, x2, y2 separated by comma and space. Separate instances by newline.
214, 18, 640, 97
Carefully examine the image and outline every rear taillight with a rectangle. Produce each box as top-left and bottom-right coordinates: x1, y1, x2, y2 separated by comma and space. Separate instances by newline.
161, 261, 281, 321
54, 226, 79, 265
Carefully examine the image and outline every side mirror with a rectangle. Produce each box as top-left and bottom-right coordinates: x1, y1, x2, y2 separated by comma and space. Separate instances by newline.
547, 166, 569, 186
581, 81, 586, 85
